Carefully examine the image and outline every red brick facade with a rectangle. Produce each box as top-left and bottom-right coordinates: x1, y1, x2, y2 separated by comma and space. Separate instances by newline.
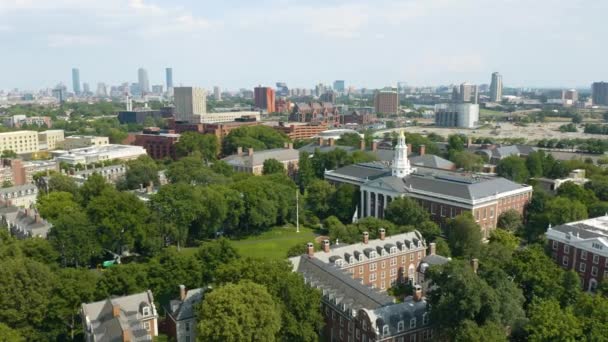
133, 133, 179, 160
549, 238, 608, 292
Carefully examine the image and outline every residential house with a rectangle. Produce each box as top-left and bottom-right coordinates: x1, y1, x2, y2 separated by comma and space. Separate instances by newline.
165, 285, 206, 342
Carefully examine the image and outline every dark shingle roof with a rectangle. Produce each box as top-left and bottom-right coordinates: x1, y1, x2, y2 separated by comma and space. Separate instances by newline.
410, 155, 455, 170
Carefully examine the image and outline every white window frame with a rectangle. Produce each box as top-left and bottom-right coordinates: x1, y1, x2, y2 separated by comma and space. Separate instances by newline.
563, 256, 569, 266
594, 254, 600, 264
370, 263, 377, 271
390, 258, 397, 266
581, 251, 588, 260
552, 240, 558, 250
423, 313, 429, 325
410, 318, 416, 329
143, 321, 150, 330
397, 321, 404, 332
564, 245, 570, 254
142, 306, 150, 317
580, 262, 586, 272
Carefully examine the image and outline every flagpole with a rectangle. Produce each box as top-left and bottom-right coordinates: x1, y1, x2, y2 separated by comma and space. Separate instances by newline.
296, 189, 300, 233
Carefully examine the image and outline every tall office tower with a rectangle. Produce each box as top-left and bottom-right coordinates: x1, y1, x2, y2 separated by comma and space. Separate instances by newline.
489, 72, 503, 102
374, 90, 399, 114
276, 82, 289, 97
459, 83, 478, 103
254, 86, 276, 113
333, 80, 345, 93
592, 82, 608, 106
82, 82, 90, 95
165, 68, 173, 90
96, 83, 108, 97
138, 68, 150, 94
152, 85, 164, 94
174, 87, 206, 123
72, 68, 81, 95
213, 86, 222, 101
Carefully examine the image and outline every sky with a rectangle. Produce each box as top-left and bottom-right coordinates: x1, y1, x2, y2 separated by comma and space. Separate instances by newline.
0, 0, 607, 91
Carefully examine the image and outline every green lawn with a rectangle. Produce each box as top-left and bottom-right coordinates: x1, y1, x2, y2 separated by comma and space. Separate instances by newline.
182, 225, 318, 260
480, 108, 508, 117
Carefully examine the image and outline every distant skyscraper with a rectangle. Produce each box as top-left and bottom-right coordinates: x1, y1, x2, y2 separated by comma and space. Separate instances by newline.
71, 68, 81, 95
374, 90, 399, 114
592, 82, 608, 106
459, 83, 478, 104
333, 80, 345, 93
96, 83, 108, 97
489, 72, 503, 102
174, 87, 206, 123
213, 86, 222, 101
138, 68, 150, 94
82, 82, 90, 95
166, 68, 173, 90
152, 85, 164, 94
276, 82, 289, 97
254, 86, 276, 113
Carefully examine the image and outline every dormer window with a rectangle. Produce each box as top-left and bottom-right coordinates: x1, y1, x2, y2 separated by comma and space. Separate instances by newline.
382, 325, 389, 336
410, 318, 416, 329
359, 254, 364, 262
397, 321, 404, 332
390, 247, 397, 254
423, 313, 429, 325
335, 259, 344, 267
349, 256, 355, 264
142, 306, 150, 316
370, 251, 377, 259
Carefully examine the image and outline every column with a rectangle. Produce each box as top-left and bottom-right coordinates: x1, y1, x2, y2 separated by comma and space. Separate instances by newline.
366, 191, 371, 218
360, 190, 365, 219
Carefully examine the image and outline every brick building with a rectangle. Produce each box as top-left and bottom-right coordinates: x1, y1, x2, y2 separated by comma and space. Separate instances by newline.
133, 128, 180, 160
290, 102, 340, 126
254, 86, 276, 113
271, 122, 328, 140
165, 285, 205, 342
290, 230, 442, 341
374, 91, 399, 114
325, 131, 533, 238
341, 110, 377, 126
202, 121, 261, 142
221, 144, 299, 176
546, 216, 608, 292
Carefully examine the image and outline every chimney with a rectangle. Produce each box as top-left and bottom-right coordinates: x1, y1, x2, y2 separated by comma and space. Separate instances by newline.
318, 137, 324, 146
179, 284, 186, 301
323, 239, 330, 253
419, 145, 426, 156
359, 139, 366, 151
363, 231, 369, 244
429, 242, 436, 256
407, 143, 412, 154
379, 228, 386, 240
288, 142, 293, 150
112, 304, 121, 318
35, 213, 41, 223
237, 147, 243, 156
470, 258, 479, 274
284, 142, 289, 149
413, 284, 423, 302
467, 137, 473, 147
122, 330, 132, 342
247, 147, 254, 156
372, 141, 378, 152
328, 138, 335, 146
146, 182, 153, 194
306, 242, 315, 258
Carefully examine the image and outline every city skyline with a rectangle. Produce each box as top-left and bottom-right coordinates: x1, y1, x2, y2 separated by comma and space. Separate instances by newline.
0, 0, 607, 90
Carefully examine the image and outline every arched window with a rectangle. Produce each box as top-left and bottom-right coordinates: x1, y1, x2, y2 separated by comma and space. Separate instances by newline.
382, 325, 389, 336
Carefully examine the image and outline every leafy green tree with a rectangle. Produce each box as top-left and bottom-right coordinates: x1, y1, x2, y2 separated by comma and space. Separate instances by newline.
434, 237, 451, 257
79, 173, 111, 207
210, 160, 234, 177
165, 154, 229, 185
454, 320, 507, 342
497, 209, 523, 232
0, 149, 17, 158
573, 293, 608, 340
48, 206, 100, 267
175, 132, 218, 161
1, 180, 12, 188
446, 213, 482, 258
556, 181, 598, 207
96, 263, 151, 297
47, 173, 79, 196
331, 184, 357, 223
36, 191, 80, 222
525, 299, 582, 342
545, 197, 587, 226
497, 156, 529, 183
385, 197, 430, 227
525, 151, 545, 177
222, 125, 289, 155
197, 238, 241, 283
305, 180, 335, 219
262, 158, 285, 175
296, 151, 315, 191
585, 176, 608, 201
447, 134, 466, 152
87, 188, 152, 255
197, 281, 281, 342
588, 201, 608, 217
214, 258, 323, 342
0, 322, 24, 341
508, 246, 566, 304
120, 155, 160, 190
489, 229, 520, 251
451, 151, 484, 171
0, 258, 57, 340
337, 132, 362, 148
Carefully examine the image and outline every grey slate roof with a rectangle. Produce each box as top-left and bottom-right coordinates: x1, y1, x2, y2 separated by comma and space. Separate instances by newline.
368, 299, 429, 337
550, 217, 608, 240
409, 155, 455, 170
167, 288, 205, 321
364, 169, 529, 202
327, 163, 390, 181
81, 290, 157, 342
298, 144, 357, 154
476, 144, 537, 161
222, 148, 300, 167
291, 255, 394, 311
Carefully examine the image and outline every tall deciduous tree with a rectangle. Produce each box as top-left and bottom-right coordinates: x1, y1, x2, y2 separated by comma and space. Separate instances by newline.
497, 156, 530, 183
175, 132, 218, 161
446, 213, 482, 258
262, 158, 285, 175
197, 281, 281, 342
385, 197, 430, 227
305, 180, 335, 219
121, 155, 160, 190
525, 299, 582, 342
48, 208, 101, 267
497, 209, 523, 232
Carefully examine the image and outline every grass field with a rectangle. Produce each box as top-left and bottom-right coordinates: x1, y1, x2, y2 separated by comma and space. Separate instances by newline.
479, 108, 508, 117
182, 225, 318, 260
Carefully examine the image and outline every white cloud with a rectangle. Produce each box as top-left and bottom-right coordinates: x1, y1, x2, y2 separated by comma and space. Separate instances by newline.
47, 34, 109, 48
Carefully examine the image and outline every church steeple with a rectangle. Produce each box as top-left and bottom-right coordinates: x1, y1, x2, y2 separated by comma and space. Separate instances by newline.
392, 130, 414, 177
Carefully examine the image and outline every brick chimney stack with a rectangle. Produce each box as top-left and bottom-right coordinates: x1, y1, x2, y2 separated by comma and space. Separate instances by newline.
237, 147, 243, 156
379, 228, 386, 240
429, 242, 436, 256
328, 138, 335, 146
247, 147, 254, 156
306, 242, 314, 258
419, 145, 426, 156
413, 284, 423, 302
407, 143, 412, 155
372, 141, 378, 152
318, 137, 324, 146
363, 231, 369, 244
112, 304, 121, 318
360, 139, 366, 151
323, 239, 330, 253
179, 284, 186, 301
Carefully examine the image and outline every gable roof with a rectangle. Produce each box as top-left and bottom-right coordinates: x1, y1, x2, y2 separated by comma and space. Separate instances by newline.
166, 288, 205, 321
409, 155, 455, 170
222, 148, 300, 167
